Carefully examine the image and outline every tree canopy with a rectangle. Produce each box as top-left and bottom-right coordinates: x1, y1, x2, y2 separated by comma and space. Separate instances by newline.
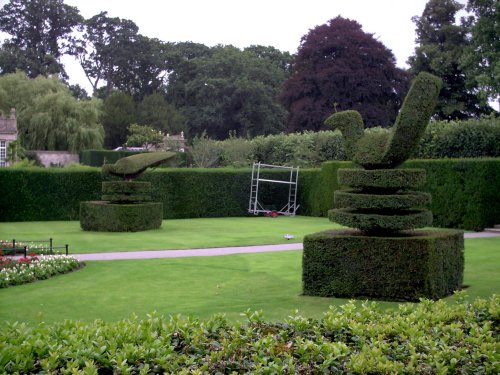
76, 12, 169, 100
461, 0, 499, 108
408, 0, 493, 119
0, 72, 103, 152
168, 45, 289, 140
280, 16, 408, 132
0, 0, 82, 78
100, 91, 136, 149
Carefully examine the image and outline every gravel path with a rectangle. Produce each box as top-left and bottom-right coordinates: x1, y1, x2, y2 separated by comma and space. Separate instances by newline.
73, 231, 500, 261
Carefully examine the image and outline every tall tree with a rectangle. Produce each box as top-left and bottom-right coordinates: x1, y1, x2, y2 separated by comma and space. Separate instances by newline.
100, 91, 136, 149
0, 0, 82, 78
461, 0, 499, 108
169, 45, 288, 140
280, 17, 408, 132
0, 72, 103, 152
408, 0, 493, 119
76, 12, 168, 100
137, 92, 186, 135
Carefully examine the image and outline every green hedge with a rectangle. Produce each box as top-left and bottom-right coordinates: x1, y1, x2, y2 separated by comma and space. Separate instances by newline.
0, 168, 102, 221
1, 296, 498, 373
303, 229, 464, 301
1, 159, 499, 230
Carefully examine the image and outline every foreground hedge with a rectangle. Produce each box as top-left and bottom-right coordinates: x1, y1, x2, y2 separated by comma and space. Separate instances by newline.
0, 159, 498, 230
0, 295, 498, 373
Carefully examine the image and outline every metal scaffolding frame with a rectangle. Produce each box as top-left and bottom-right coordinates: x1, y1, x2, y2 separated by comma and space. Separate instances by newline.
248, 162, 300, 216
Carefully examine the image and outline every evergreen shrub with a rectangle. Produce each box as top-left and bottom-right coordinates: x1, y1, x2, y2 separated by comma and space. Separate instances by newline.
303, 229, 464, 301
1, 296, 497, 373
80, 201, 162, 232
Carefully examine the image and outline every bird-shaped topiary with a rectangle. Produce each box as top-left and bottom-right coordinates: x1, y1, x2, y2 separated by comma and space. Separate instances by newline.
325, 72, 442, 170
81, 152, 176, 232
325, 72, 442, 234
102, 152, 176, 180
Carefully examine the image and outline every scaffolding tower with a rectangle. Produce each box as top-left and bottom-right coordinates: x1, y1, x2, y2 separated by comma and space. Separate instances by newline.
248, 162, 299, 216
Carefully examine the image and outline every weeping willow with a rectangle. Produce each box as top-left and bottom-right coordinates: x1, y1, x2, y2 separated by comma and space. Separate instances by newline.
0, 72, 104, 152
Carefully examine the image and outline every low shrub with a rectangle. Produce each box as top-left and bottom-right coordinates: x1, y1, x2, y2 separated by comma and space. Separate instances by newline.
0, 254, 81, 288
0, 295, 497, 373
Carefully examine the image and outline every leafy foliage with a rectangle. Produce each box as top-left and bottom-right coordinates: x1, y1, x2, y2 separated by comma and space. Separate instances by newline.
461, 0, 500, 108
0, 296, 498, 373
76, 12, 168, 100
125, 124, 164, 148
168, 45, 289, 139
408, 0, 494, 119
100, 90, 136, 149
137, 92, 185, 134
0, 72, 103, 152
281, 16, 408, 132
0, 0, 82, 78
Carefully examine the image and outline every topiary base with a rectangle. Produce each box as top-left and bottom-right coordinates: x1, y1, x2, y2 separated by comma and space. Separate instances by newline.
302, 229, 464, 301
80, 201, 163, 232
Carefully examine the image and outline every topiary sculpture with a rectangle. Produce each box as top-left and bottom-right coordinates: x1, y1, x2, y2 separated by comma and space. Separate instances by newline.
80, 152, 175, 232
303, 72, 464, 301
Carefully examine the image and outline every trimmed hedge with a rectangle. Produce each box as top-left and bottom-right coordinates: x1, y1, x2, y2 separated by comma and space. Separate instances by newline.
0, 159, 498, 230
337, 168, 427, 189
334, 190, 431, 210
303, 228, 464, 301
1, 296, 497, 373
80, 201, 163, 232
329, 208, 433, 232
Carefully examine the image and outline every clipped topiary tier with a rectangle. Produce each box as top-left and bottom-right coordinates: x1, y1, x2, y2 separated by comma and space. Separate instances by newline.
80, 152, 175, 232
329, 208, 433, 232
80, 201, 163, 232
101, 181, 152, 203
303, 72, 464, 301
334, 190, 431, 210
303, 229, 464, 301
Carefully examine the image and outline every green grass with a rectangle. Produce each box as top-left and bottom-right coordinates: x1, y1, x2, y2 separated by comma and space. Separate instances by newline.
0, 216, 339, 254
0, 237, 498, 325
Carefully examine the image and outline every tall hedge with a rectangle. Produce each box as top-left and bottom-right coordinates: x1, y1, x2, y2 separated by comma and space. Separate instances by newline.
1, 159, 499, 230
0, 168, 102, 221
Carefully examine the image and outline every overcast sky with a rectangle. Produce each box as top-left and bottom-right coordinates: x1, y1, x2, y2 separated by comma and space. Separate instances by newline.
0, 0, 468, 93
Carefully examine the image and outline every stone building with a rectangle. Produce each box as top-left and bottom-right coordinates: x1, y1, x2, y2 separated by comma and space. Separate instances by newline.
0, 109, 18, 167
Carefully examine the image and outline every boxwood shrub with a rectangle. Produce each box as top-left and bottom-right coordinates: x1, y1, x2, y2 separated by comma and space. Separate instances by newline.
0, 295, 497, 373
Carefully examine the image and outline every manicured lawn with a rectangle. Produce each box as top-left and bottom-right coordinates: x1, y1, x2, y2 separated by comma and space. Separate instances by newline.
0, 216, 340, 254
0, 237, 498, 325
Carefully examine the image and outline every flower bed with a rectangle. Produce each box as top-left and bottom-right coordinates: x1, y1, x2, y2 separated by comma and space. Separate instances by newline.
0, 254, 82, 288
